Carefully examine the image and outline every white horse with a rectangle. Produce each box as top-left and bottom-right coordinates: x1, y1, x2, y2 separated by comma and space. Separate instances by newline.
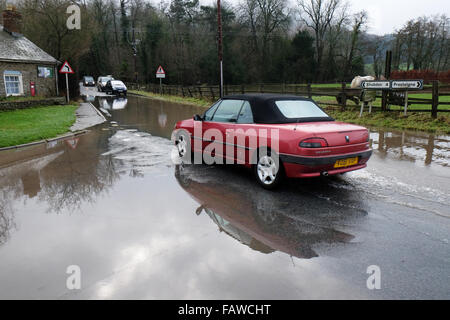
351, 76, 376, 117
350, 75, 375, 89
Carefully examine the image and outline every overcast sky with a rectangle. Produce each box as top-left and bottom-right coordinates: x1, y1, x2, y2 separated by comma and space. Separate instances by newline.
201, 0, 450, 35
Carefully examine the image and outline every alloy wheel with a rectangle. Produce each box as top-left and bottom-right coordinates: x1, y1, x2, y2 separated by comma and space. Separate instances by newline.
257, 155, 279, 185
176, 134, 188, 157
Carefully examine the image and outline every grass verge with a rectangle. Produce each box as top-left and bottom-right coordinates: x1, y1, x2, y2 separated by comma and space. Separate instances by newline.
129, 90, 212, 107
324, 108, 450, 134
0, 105, 78, 148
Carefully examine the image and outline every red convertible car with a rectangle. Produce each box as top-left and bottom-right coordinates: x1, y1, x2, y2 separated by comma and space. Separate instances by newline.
173, 94, 372, 189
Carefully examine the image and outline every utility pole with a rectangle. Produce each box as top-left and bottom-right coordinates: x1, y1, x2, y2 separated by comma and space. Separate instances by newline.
132, 28, 138, 84
382, 50, 392, 111
217, 0, 224, 98
127, 28, 140, 84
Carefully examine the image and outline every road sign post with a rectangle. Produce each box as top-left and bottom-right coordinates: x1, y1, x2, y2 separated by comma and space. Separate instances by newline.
404, 90, 409, 115
59, 61, 74, 103
65, 74, 69, 103
156, 65, 166, 95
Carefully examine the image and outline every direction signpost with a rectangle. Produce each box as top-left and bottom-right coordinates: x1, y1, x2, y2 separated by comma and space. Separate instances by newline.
360, 79, 424, 91
359, 79, 424, 116
156, 65, 165, 94
59, 61, 74, 103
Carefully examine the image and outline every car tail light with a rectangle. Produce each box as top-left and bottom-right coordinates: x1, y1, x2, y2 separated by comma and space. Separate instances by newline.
299, 138, 328, 148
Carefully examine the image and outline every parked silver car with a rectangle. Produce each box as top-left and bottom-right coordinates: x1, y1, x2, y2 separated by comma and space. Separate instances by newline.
97, 75, 114, 92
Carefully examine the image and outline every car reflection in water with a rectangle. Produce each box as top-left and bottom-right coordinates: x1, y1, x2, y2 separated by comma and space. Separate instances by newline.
84, 95, 96, 103
175, 164, 367, 259
98, 97, 128, 111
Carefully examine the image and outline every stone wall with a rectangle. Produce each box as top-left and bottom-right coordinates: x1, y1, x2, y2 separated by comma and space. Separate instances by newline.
0, 97, 66, 111
0, 61, 57, 97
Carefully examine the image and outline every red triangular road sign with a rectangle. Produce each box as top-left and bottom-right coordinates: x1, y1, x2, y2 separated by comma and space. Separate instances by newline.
156, 65, 165, 74
59, 61, 74, 74
65, 138, 79, 149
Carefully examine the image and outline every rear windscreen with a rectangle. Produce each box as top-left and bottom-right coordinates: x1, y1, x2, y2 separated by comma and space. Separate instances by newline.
275, 100, 330, 119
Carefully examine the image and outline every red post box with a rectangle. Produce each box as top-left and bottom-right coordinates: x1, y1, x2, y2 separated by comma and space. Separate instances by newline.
30, 81, 36, 96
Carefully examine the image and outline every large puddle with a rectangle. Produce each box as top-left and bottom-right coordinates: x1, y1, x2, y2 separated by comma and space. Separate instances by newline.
0, 95, 449, 299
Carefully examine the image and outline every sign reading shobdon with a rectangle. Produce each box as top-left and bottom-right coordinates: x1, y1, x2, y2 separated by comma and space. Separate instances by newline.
361, 81, 390, 90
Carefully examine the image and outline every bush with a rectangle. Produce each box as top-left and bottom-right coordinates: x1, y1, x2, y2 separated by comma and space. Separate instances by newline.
390, 70, 450, 83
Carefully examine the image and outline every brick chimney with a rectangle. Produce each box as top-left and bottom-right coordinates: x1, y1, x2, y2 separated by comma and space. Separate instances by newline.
2, 4, 22, 36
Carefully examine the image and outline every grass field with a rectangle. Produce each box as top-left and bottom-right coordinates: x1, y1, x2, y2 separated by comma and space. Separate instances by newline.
325, 108, 450, 134
0, 105, 78, 148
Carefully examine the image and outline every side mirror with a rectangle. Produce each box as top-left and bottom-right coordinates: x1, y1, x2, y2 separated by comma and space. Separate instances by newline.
193, 114, 203, 121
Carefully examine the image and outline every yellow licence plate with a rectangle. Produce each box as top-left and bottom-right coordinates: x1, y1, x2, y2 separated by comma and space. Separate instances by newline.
334, 157, 358, 168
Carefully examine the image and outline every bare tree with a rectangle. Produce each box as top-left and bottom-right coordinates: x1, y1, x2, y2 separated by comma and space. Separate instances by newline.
364, 35, 385, 78
297, 0, 345, 80
239, 0, 290, 79
394, 15, 449, 71
343, 11, 368, 78
256, 0, 290, 77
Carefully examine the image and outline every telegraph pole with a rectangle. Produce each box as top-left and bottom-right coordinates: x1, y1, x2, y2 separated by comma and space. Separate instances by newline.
127, 28, 140, 84
132, 28, 138, 84
217, 0, 224, 98
382, 50, 392, 111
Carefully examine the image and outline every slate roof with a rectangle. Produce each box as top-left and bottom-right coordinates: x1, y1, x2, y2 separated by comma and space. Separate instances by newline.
0, 25, 58, 64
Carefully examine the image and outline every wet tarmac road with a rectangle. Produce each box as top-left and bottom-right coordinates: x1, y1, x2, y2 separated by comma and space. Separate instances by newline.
0, 95, 449, 299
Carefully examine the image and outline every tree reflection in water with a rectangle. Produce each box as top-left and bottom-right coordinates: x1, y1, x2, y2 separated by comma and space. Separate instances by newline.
37, 153, 120, 213
0, 185, 17, 246
0, 131, 121, 246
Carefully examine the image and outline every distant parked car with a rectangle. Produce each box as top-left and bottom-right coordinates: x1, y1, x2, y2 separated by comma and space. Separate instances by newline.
105, 80, 127, 96
82, 76, 95, 87
97, 75, 114, 92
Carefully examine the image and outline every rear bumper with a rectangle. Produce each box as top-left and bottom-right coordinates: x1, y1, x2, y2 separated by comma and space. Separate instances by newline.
280, 149, 372, 178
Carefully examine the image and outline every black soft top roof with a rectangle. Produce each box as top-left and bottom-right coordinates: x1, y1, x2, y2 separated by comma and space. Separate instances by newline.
222, 93, 334, 124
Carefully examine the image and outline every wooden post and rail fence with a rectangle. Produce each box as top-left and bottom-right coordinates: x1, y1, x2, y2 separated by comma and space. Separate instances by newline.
127, 81, 450, 119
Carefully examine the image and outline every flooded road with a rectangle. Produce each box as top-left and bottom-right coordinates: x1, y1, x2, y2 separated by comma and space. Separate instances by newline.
0, 95, 449, 299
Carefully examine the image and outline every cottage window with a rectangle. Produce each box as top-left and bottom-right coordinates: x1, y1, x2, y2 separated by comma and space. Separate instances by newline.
4, 71, 23, 96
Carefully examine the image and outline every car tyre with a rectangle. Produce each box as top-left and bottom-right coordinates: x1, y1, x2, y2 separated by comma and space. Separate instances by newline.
253, 148, 283, 190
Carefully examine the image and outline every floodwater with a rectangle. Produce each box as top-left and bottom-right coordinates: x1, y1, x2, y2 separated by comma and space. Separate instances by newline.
0, 95, 449, 299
